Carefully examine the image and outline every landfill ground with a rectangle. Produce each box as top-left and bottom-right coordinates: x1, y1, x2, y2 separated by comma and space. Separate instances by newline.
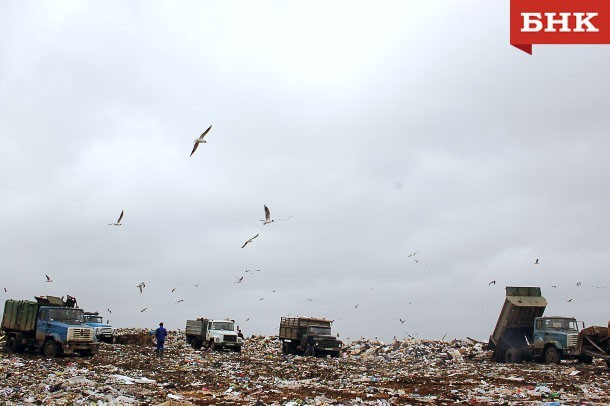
1, 329, 609, 405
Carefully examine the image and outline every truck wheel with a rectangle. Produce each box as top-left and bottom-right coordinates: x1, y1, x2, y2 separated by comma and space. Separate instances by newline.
6, 336, 17, 354
331, 351, 341, 358
43, 340, 60, 357
544, 347, 560, 364
505, 348, 522, 364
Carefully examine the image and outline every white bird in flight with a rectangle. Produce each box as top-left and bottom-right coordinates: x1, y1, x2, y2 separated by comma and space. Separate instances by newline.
260, 205, 274, 225
108, 210, 124, 226
190, 125, 212, 157
234, 276, 244, 284
45, 274, 53, 283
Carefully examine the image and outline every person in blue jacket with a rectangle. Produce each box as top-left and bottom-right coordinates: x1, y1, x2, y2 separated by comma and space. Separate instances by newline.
155, 322, 167, 352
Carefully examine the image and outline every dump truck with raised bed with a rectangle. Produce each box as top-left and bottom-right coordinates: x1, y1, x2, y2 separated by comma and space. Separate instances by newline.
83, 312, 114, 343
279, 316, 343, 357
2, 296, 99, 357
185, 318, 242, 352
489, 286, 588, 364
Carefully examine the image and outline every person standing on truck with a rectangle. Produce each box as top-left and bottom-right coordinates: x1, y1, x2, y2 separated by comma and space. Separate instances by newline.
155, 322, 167, 352
237, 328, 244, 339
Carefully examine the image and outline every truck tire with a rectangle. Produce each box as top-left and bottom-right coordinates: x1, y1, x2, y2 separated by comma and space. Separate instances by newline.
544, 346, 560, 364
505, 348, 522, 364
331, 350, 341, 358
6, 336, 17, 354
43, 339, 60, 357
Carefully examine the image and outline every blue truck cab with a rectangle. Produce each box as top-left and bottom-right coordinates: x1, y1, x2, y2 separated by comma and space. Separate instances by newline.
2, 296, 99, 357
532, 316, 580, 361
84, 312, 114, 343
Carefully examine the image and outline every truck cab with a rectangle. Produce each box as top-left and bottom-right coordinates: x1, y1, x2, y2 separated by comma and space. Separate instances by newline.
84, 312, 114, 343
533, 317, 579, 360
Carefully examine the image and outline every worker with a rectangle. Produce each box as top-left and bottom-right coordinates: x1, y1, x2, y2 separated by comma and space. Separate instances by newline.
155, 322, 167, 352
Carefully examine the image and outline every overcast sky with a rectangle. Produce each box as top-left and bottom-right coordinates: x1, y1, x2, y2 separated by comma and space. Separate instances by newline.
1, 1, 609, 343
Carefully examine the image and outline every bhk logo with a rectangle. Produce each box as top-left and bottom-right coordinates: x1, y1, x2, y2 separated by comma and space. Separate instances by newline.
510, 0, 610, 54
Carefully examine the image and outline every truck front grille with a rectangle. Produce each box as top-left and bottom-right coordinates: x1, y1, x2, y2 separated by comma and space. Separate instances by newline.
567, 333, 578, 348
68, 327, 94, 342
98, 328, 113, 335
223, 335, 237, 342
318, 339, 339, 348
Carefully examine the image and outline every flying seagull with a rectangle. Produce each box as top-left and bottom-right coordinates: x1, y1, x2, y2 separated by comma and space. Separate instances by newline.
489, 280, 496, 286
551, 285, 557, 288
3, 288, 6, 292
241, 234, 259, 249
408, 252, 419, 257
245, 269, 261, 273
176, 299, 184, 304
137, 282, 146, 293
576, 282, 582, 287
171, 288, 176, 292
567, 298, 573, 303
140, 307, 148, 312
354, 304, 359, 309
107, 308, 112, 314
108, 210, 124, 226
258, 297, 264, 301
190, 124, 212, 157
45, 274, 53, 283
234, 276, 244, 284
534, 258, 539, 265
260, 205, 274, 225
399, 318, 406, 324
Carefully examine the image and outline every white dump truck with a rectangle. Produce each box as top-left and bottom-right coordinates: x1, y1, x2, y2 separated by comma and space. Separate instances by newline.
185, 318, 242, 352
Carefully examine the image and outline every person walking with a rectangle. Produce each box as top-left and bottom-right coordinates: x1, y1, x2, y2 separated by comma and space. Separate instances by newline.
155, 322, 167, 352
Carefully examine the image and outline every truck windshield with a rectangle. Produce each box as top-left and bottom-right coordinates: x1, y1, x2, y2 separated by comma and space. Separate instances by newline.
86, 316, 104, 323
308, 326, 331, 335
48, 308, 85, 324
211, 322, 234, 331
541, 318, 578, 331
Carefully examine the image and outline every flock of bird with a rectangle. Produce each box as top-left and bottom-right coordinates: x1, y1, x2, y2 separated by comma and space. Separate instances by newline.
5, 125, 601, 336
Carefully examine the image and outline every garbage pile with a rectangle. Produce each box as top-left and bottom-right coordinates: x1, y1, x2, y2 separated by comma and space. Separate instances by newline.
1, 330, 609, 405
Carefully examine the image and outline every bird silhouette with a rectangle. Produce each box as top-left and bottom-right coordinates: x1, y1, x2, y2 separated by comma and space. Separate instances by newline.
408, 252, 419, 257
234, 276, 244, 284
107, 308, 112, 314
576, 282, 582, 287
45, 274, 53, 283
354, 304, 359, 309
171, 288, 176, 292
108, 210, 124, 226
241, 234, 259, 249
190, 125, 212, 157
567, 299, 573, 302
176, 299, 184, 304
245, 269, 261, 273
140, 307, 148, 312
137, 282, 146, 293
399, 318, 406, 324
258, 297, 264, 301
489, 280, 496, 286
534, 259, 539, 265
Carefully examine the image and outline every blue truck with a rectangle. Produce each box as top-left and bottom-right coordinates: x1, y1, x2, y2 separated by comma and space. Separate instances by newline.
2, 296, 99, 357
84, 312, 114, 343
488, 286, 607, 365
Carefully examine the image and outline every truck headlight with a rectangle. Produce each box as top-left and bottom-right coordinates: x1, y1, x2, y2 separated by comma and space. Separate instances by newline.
215, 337, 220, 343
95, 328, 100, 334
